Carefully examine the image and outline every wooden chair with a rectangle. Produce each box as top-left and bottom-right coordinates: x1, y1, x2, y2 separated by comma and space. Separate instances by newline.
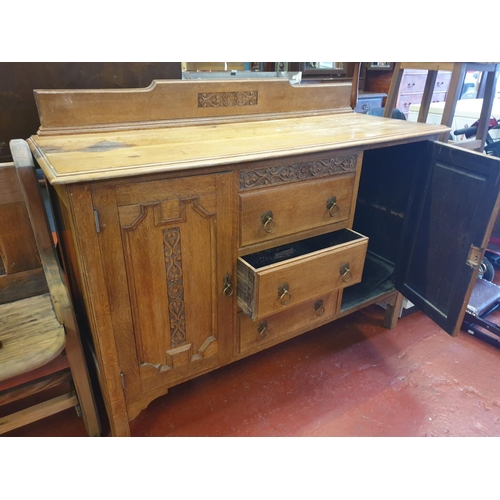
0, 139, 100, 436
383, 62, 500, 152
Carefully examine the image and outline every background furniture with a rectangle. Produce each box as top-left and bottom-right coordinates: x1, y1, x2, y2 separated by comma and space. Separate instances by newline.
392, 69, 451, 119
384, 62, 500, 151
24, 78, 500, 436
0, 147, 100, 436
354, 92, 387, 114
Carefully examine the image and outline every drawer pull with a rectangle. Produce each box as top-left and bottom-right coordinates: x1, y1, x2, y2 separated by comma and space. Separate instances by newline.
223, 274, 234, 296
326, 196, 339, 217
257, 320, 269, 338
314, 299, 325, 317
278, 282, 292, 305
340, 263, 352, 283
261, 210, 276, 233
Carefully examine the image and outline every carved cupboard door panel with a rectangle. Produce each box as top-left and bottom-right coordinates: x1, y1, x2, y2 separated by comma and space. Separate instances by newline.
91, 173, 235, 401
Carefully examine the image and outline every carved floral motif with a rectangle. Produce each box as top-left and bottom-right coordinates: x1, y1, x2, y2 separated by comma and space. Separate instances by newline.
240, 154, 358, 191
198, 91, 258, 108
163, 227, 186, 346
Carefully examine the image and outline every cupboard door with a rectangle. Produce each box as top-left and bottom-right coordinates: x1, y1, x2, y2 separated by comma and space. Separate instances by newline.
91, 173, 234, 399
395, 142, 500, 336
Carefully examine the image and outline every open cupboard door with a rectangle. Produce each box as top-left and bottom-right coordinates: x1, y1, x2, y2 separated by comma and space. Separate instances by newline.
395, 141, 500, 336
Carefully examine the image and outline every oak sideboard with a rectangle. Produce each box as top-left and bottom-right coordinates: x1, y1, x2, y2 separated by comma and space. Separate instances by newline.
23, 78, 500, 436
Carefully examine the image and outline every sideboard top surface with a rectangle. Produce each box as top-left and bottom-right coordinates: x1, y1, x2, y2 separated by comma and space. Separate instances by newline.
29, 112, 448, 185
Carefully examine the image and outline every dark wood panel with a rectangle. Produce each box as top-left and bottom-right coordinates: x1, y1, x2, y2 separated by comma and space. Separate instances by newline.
395, 142, 500, 336
0, 62, 182, 162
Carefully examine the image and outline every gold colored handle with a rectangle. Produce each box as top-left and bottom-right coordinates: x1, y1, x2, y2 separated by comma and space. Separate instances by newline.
223, 274, 233, 296
326, 196, 339, 217
314, 299, 325, 317
258, 320, 269, 339
340, 263, 352, 283
278, 283, 292, 305
261, 210, 276, 233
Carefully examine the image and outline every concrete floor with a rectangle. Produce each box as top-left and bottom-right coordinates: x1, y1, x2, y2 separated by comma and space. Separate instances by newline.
5, 302, 500, 437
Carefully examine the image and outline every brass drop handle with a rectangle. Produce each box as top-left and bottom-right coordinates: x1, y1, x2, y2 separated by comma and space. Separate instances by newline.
278, 282, 292, 305
314, 299, 325, 317
261, 210, 276, 233
326, 196, 339, 217
258, 320, 269, 338
223, 274, 233, 296
340, 263, 352, 283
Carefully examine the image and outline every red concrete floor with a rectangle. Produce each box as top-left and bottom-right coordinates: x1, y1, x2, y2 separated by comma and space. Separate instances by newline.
5, 303, 500, 437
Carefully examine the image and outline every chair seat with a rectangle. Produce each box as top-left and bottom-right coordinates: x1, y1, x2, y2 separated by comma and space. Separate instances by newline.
0, 293, 65, 382
467, 278, 500, 317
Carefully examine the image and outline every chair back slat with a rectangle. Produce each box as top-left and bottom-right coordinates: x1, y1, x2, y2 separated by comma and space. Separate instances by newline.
0, 162, 48, 304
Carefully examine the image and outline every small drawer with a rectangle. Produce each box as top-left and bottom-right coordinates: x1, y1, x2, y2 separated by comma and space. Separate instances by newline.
400, 72, 428, 94
239, 174, 355, 247
237, 228, 368, 320
238, 291, 338, 354
397, 93, 424, 111
430, 91, 447, 103
355, 97, 384, 113
434, 72, 451, 91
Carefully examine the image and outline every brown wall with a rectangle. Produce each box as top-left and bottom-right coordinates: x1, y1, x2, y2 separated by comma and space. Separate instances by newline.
0, 62, 182, 162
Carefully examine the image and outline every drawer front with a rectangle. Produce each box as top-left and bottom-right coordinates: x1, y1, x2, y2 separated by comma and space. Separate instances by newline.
397, 93, 424, 112
237, 229, 368, 320
430, 91, 447, 103
434, 73, 451, 92
240, 174, 355, 247
355, 97, 384, 113
401, 72, 428, 94
238, 292, 338, 354
400, 71, 451, 94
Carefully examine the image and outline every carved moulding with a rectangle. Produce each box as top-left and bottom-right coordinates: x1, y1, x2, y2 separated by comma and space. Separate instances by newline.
163, 227, 186, 347
240, 153, 358, 191
198, 91, 258, 108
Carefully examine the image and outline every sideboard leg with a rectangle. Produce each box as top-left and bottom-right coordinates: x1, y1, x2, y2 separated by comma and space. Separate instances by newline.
383, 292, 404, 329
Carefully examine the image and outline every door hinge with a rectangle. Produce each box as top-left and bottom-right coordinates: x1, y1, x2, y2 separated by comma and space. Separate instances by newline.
466, 244, 482, 269
93, 209, 101, 233
120, 372, 125, 390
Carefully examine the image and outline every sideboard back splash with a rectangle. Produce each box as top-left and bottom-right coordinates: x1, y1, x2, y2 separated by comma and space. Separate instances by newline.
34, 79, 354, 135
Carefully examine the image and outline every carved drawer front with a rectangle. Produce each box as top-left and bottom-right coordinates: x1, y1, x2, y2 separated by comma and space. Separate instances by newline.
238, 292, 338, 355
239, 174, 356, 247
237, 229, 368, 320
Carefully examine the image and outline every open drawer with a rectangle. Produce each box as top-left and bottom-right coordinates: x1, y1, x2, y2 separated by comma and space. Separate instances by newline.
237, 229, 368, 320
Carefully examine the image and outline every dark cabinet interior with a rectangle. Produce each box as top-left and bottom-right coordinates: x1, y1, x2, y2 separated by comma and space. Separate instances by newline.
342, 141, 500, 337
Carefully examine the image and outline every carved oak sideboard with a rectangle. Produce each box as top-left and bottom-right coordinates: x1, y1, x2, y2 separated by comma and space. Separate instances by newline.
25, 79, 500, 436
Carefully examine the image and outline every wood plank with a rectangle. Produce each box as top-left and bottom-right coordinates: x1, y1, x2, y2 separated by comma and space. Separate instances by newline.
0, 294, 65, 381
34, 79, 353, 132
67, 183, 131, 436
0, 163, 23, 204
27, 113, 449, 185
0, 391, 77, 435
0, 267, 48, 304
0, 353, 69, 392
0, 369, 72, 406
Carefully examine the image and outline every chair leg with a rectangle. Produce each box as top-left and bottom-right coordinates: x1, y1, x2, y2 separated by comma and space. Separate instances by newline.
63, 312, 101, 436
